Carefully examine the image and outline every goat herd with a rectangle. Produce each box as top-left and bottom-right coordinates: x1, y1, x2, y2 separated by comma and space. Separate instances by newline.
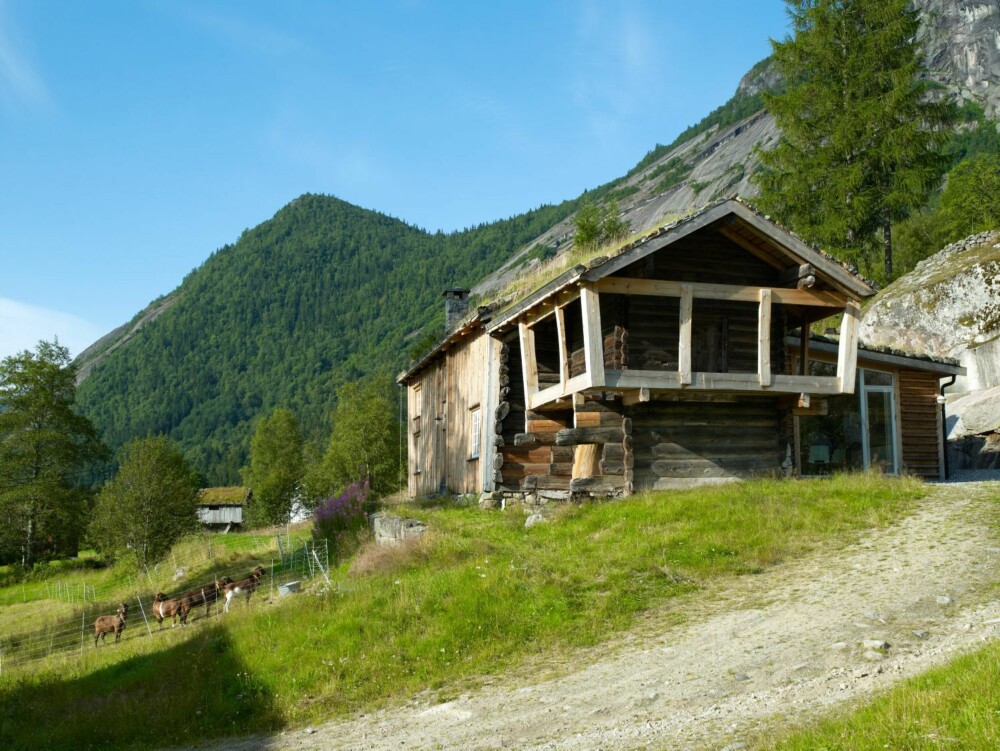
93, 565, 266, 647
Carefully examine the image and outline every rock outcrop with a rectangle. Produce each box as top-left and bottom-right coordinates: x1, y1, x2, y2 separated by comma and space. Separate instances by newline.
917, 0, 1000, 118
858, 230, 1000, 392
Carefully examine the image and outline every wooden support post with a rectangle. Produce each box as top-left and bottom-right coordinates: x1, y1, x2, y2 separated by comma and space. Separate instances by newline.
678, 284, 693, 386
555, 304, 569, 391
518, 322, 539, 400
799, 317, 810, 375
758, 288, 772, 387
580, 284, 605, 388
837, 300, 861, 393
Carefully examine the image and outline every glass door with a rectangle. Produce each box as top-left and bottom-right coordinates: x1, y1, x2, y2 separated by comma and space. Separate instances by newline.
860, 370, 898, 475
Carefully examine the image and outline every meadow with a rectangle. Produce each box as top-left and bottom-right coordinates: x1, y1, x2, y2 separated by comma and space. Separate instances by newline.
0, 474, 927, 750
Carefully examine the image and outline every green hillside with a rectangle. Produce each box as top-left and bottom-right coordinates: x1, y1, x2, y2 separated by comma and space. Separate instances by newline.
75, 195, 579, 484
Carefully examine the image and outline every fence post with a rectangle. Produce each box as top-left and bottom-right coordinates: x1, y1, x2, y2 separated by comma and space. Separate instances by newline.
80, 610, 86, 656
311, 547, 331, 586
135, 595, 153, 637
270, 558, 274, 598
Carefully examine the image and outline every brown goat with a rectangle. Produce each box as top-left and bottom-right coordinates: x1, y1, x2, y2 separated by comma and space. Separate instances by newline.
154, 576, 234, 627
94, 602, 129, 646
152, 592, 184, 628
222, 566, 265, 613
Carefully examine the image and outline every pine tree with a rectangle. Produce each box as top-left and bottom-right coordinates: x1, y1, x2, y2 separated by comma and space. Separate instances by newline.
753, 0, 955, 280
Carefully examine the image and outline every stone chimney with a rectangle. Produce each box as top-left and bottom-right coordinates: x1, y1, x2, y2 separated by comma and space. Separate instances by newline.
443, 288, 471, 332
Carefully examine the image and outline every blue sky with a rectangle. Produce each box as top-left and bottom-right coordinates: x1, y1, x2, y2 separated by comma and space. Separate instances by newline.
0, 1, 789, 360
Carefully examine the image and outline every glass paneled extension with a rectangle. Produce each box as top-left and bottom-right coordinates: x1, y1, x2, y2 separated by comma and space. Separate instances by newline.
799, 367, 899, 475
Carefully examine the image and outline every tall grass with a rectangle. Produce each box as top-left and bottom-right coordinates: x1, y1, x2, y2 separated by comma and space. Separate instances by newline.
0, 474, 925, 750
751, 642, 1000, 750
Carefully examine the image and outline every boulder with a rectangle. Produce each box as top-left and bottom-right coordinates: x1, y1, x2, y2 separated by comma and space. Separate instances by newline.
858, 231, 1000, 391
370, 513, 427, 545
948, 386, 1000, 436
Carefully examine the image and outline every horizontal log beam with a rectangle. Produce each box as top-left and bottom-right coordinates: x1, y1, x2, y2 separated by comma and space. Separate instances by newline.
596, 277, 847, 307
569, 476, 627, 493
602, 370, 842, 394
555, 427, 626, 446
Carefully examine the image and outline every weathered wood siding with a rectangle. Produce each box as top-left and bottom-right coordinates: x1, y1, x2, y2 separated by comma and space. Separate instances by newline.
897, 369, 943, 479
629, 396, 783, 489
408, 334, 489, 497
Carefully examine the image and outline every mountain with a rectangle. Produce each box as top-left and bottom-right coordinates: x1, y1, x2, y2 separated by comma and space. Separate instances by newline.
76, 1, 1000, 484
75, 196, 582, 483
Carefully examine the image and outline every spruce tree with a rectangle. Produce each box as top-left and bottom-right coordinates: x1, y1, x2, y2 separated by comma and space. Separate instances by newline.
753, 0, 955, 280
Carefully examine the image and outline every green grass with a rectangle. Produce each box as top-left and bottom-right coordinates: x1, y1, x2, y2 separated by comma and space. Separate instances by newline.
0, 474, 925, 750
750, 642, 1000, 750
0, 525, 313, 664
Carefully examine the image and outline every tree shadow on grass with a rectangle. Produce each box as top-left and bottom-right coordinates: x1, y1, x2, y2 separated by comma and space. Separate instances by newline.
0, 625, 283, 751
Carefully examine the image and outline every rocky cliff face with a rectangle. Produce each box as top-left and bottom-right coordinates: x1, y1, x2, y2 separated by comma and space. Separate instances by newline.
917, 0, 1000, 117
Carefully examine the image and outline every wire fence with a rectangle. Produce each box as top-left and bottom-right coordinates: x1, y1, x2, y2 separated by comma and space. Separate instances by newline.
0, 534, 329, 675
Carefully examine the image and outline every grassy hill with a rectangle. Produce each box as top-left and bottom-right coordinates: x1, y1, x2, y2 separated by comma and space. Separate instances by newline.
0, 475, 927, 749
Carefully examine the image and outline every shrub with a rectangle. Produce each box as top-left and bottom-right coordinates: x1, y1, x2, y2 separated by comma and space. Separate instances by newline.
313, 475, 370, 560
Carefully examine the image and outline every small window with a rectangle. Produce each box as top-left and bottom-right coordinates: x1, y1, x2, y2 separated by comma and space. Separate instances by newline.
413, 431, 422, 474
469, 408, 481, 459
413, 385, 422, 419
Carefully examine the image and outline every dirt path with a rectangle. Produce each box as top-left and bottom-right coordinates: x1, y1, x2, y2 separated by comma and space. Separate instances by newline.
209, 482, 1000, 751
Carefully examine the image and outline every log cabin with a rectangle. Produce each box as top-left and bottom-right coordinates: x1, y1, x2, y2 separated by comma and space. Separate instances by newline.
398, 199, 964, 499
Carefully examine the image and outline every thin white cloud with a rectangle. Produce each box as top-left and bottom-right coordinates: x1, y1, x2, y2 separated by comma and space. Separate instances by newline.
0, 298, 105, 361
571, 1, 657, 143
0, 0, 51, 110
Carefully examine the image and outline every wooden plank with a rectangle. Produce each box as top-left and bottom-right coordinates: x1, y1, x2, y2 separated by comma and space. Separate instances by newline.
519, 322, 539, 401
837, 300, 861, 393
799, 325, 809, 376
580, 284, 605, 388
758, 288, 772, 387
555, 304, 569, 391
596, 277, 846, 307
679, 284, 693, 386
527, 383, 563, 411
602, 369, 843, 394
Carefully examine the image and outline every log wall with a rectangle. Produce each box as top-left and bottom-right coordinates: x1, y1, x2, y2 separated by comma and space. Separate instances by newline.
629, 396, 783, 490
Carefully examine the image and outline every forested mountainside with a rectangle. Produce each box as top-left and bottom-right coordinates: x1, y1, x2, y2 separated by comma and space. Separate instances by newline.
76, 1, 1000, 485
75, 196, 580, 483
